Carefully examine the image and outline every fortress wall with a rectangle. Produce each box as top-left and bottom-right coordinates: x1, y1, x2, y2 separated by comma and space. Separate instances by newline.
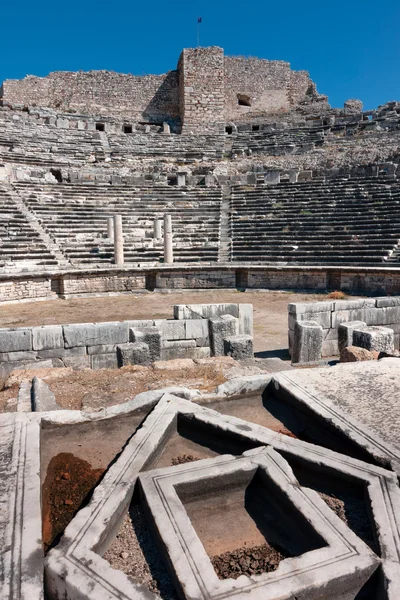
1, 70, 180, 123
179, 46, 225, 133
224, 57, 291, 120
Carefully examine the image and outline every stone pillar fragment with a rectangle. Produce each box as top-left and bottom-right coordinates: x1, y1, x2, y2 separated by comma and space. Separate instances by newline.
209, 315, 238, 356
224, 335, 253, 359
113, 215, 124, 265
288, 170, 299, 184
154, 219, 162, 240
164, 214, 173, 264
292, 320, 323, 364
338, 321, 367, 352
107, 217, 114, 240
162, 122, 171, 134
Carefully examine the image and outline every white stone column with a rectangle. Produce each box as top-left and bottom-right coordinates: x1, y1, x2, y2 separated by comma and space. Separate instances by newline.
154, 219, 162, 240
113, 215, 124, 265
163, 214, 173, 264
107, 217, 114, 239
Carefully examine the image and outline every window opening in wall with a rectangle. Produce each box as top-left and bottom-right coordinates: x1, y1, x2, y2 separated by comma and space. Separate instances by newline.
123, 125, 133, 134
50, 168, 62, 183
96, 123, 105, 132
237, 94, 252, 107
168, 175, 178, 186
252, 125, 260, 132
225, 126, 233, 135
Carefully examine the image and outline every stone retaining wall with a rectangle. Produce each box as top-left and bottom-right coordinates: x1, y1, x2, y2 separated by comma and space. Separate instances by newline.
1, 266, 400, 304
289, 297, 400, 358
0, 303, 253, 374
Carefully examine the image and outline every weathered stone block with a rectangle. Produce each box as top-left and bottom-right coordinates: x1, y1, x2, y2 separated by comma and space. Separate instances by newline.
61, 356, 90, 369
32, 377, 60, 411
130, 327, 161, 362
288, 302, 333, 315
238, 304, 253, 336
161, 346, 210, 361
90, 353, 118, 370
63, 322, 129, 348
160, 320, 186, 340
338, 321, 367, 352
38, 347, 86, 359
292, 320, 323, 364
209, 315, 238, 356
0, 350, 38, 363
353, 326, 395, 353
117, 342, 150, 366
87, 344, 117, 355
0, 328, 32, 353
185, 319, 209, 340
223, 335, 253, 359
321, 339, 339, 358
32, 326, 64, 351
340, 346, 379, 363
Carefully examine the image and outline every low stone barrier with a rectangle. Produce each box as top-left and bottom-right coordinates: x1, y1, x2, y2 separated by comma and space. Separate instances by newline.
0, 303, 253, 375
289, 297, 400, 361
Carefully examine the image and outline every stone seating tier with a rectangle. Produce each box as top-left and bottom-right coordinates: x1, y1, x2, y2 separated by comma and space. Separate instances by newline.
230, 178, 400, 265
0, 187, 58, 268
13, 183, 222, 265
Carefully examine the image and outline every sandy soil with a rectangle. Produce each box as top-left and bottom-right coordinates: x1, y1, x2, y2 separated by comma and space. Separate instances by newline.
0, 290, 337, 353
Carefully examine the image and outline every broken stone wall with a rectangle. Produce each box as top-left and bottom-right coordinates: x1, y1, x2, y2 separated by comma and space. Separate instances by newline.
1, 70, 180, 123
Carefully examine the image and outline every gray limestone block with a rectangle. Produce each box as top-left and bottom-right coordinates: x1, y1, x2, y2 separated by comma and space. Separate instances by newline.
174, 303, 239, 321
61, 355, 90, 369
125, 319, 154, 329
297, 311, 331, 329
185, 319, 209, 340
223, 335, 254, 359
0, 328, 32, 352
334, 299, 376, 311
130, 327, 161, 362
321, 339, 339, 358
338, 321, 367, 352
376, 297, 400, 308
292, 320, 323, 364
17, 380, 32, 412
382, 306, 400, 324
161, 346, 210, 361
117, 342, 150, 366
32, 377, 60, 411
91, 353, 119, 370
63, 322, 129, 348
238, 304, 253, 336
160, 320, 186, 340
288, 302, 333, 315
0, 350, 38, 363
209, 314, 238, 356
87, 344, 117, 355
196, 337, 209, 347
353, 326, 395, 353
38, 347, 86, 359
32, 326, 64, 351
162, 340, 196, 349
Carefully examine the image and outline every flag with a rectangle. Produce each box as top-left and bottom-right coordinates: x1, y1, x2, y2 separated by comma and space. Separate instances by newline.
198, 17, 202, 23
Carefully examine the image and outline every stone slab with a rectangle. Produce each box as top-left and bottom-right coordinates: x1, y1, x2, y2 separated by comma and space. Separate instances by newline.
90, 353, 119, 370
63, 322, 129, 348
32, 326, 64, 351
32, 377, 60, 411
0, 328, 32, 353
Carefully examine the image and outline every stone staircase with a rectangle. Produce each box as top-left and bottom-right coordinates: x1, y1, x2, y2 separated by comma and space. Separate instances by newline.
0, 185, 59, 270
13, 182, 222, 265
230, 177, 400, 265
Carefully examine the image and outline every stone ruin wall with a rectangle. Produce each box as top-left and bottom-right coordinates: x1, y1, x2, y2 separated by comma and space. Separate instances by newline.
0, 70, 180, 124
179, 47, 225, 133
1, 47, 324, 132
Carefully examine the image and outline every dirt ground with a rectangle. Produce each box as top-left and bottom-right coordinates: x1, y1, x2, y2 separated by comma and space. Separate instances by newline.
0, 290, 337, 353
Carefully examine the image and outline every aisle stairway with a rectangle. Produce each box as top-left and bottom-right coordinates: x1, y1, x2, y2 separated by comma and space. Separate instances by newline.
0, 185, 58, 269
230, 178, 400, 265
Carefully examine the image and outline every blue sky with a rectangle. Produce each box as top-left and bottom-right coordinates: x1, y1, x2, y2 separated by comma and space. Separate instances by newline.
1, 0, 399, 110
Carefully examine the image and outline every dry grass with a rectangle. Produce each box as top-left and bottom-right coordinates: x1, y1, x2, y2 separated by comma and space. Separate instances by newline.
327, 291, 347, 300
45, 363, 227, 411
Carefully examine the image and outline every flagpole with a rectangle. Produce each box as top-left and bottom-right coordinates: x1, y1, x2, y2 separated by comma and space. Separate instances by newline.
197, 17, 201, 47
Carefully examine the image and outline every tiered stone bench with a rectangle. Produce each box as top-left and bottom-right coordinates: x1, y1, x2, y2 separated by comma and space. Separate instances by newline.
0, 185, 58, 269
13, 182, 223, 265
231, 177, 400, 265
